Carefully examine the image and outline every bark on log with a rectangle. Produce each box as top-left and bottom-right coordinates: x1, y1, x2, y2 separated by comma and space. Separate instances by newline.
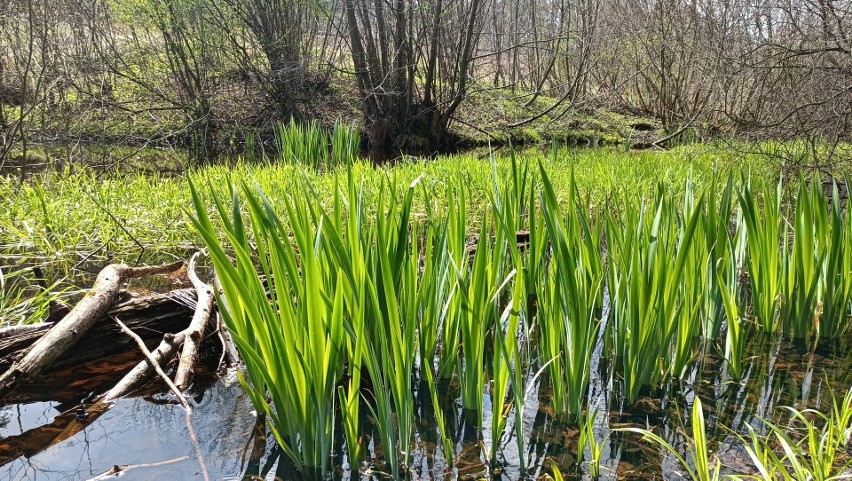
0, 289, 195, 372
0, 290, 196, 406
0, 261, 183, 400
174, 253, 215, 390
98, 331, 186, 403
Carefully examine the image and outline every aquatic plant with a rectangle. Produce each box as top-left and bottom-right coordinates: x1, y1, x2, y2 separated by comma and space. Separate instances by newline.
605, 185, 704, 403
489, 274, 523, 466
331, 119, 360, 167
738, 387, 852, 481
362, 176, 420, 477
701, 177, 738, 340
190, 180, 345, 478
815, 178, 852, 339
183, 154, 852, 480
273, 118, 360, 170
719, 262, 744, 381
780, 179, 825, 338
538, 164, 602, 422
619, 397, 723, 481
582, 409, 607, 479
0, 267, 63, 326
456, 218, 514, 428
738, 180, 783, 333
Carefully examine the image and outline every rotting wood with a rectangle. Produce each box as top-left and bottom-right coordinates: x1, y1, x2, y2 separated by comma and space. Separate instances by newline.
0, 260, 184, 400
111, 316, 191, 410
174, 252, 215, 390
98, 330, 187, 403
0, 289, 195, 374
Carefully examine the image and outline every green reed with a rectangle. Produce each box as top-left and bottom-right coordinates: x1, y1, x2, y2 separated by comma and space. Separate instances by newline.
701, 177, 738, 339
273, 118, 359, 170
818, 178, 852, 338
538, 165, 603, 422
780, 179, 825, 338
738, 180, 783, 333
619, 397, 722, 481
605, 185, 704, 403
187, 156, 852, 479
190, 179, 344, 478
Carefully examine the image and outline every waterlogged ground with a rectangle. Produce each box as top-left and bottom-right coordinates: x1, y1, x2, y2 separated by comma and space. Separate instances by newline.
2, 145, 849, 480
1, 326, 850, 481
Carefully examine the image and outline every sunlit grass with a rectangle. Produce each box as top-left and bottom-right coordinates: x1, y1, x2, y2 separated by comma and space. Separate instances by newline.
0, 144, 772, 274
6, 138, 852, 478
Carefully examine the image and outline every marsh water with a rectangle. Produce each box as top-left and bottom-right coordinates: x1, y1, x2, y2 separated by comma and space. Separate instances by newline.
3, 145, 852, 480
2, 320, 851, 481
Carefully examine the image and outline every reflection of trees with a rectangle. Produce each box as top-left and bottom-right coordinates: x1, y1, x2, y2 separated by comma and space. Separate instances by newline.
0, 406, 10, 431
0, 381, 255, 480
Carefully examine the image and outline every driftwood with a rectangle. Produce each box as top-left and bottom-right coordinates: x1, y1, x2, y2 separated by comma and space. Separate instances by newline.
174, 252, 215, 390
100, 253, 216, 402
108, 317, 211, 481
0, 253, 226, 471
0, 261, 184, 400
0, 290, 197, 405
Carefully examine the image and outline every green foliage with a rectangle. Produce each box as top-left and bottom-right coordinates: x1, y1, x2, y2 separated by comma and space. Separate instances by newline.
738, 180, 783, 332
0, 267, 63, 326
189, 179, 344, 477
273, 118, 359, 170
739, 387, 852, 481
538, 164, 603, 422
622, 389, 852, 481
605, 183, 704, 402
58, 144, 852, 479
619, 397, 723, 481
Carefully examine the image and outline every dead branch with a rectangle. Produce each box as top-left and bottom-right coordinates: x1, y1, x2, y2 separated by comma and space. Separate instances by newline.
85, 456, 190, 481
213, 276, 240, 367
0, 261, 184, 400
98, 330, 186, 404
111, 316, 190, 411
174, 252, 215, 390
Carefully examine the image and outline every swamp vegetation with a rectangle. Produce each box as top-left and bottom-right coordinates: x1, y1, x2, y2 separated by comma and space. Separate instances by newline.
179, 142, 852, 479
3, 0, 852, 476
0, 139, 851, 480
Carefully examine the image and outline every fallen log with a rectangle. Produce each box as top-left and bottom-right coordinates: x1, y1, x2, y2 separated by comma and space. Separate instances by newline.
0, 290, 196, 405
0, 261, 184, 400
0, 289, 196, 372
100, 252, 216, 401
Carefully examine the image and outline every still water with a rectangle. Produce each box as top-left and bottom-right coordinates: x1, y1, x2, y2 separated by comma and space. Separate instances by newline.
1, 331, 850, 481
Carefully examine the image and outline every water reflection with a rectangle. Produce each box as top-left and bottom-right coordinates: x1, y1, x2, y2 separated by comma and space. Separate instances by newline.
0, 330, 850, 480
